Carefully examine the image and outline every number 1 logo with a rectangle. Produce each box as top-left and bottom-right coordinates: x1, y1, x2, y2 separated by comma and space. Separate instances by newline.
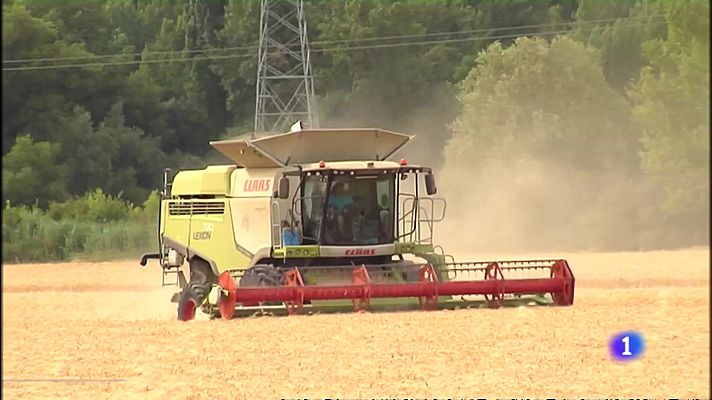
609, 331, 645, 362
621, 336, 632, 356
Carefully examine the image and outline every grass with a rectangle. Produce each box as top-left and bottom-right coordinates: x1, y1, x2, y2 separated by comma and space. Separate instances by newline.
2, 190, 159, 264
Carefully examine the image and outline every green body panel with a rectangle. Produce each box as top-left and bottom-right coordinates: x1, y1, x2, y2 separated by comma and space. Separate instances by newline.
271, 242, 434, 259
395, 242, 434, 254
272, 245, 320, 258
188, 200, 250, 274
162, 198, 251, 274
171, 165, 234, 196
159, 203, 189, 246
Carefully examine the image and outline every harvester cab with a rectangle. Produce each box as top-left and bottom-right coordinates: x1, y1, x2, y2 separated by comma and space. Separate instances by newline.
140, 125, 575, 321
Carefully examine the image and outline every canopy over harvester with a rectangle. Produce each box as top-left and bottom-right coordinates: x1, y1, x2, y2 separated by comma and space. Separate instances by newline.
140, 124, 575, 320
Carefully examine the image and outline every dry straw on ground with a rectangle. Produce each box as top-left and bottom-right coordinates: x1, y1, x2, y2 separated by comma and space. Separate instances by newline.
2, 249, 709, 399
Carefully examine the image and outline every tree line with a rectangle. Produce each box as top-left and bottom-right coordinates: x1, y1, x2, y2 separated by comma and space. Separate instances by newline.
2, 0, 709, 256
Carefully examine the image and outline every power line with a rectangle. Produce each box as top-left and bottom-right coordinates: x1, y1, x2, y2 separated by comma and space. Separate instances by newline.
2, 21, 667, 72
312, 21, 662, 53
1, 43, 261, 65
1, 52, 257, 71
310, 14, 665, 46
2, 14, 665, 66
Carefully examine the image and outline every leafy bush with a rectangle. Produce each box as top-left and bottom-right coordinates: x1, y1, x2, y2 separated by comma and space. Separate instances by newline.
2, 191, 159, 263
47, 188, 137, 222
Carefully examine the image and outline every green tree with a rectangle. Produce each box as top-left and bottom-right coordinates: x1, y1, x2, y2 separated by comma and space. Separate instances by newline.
627, 0, 709, 242
446, 36, 638, 171
41, 106, 118, 196
94, 102, 168, 204
107, 0, 182, 54
212, 0, 260, 128
24, 2, 117, 55
2, 3, 85, 150
570, 0, 668, 92
2, 3, 126, 149
308, 0, 576, 166
2, 135, 69, 207
124, 3, 229, 155
441, 36, 646, 251
17, 2, 135, 123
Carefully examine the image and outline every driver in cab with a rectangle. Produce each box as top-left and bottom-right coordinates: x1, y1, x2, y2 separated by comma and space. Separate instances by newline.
326, 182, 353, 243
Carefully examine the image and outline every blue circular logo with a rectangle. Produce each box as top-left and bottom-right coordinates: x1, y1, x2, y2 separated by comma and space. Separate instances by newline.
609, 331, 645, 361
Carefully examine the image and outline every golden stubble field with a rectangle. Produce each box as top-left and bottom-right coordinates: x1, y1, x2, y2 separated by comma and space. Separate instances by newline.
2, 248, 710, 399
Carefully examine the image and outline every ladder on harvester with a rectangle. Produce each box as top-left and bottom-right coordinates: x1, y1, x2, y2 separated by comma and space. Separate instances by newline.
161, 263, 186, 288
157, 167, 185, 288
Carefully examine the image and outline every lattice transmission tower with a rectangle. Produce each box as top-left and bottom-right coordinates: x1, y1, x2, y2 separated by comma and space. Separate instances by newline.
254, 0, 318, 133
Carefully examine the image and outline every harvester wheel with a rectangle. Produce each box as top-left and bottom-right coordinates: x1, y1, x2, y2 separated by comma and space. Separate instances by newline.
176, 258, 216, 321
239, 265, 283, 286
238, 265, 283, 306
177, 285, 200, 321
384, 260, 420, 282
399, 262, 421, 282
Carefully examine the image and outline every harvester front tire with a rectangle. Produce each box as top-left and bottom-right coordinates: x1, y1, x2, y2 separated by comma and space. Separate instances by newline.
188, 258, 216, 296
239, 265, 283, 287
239, 265, 283, 306
176, 258, 216, 321
394, 261, 421, 282
177, 286, 200, 321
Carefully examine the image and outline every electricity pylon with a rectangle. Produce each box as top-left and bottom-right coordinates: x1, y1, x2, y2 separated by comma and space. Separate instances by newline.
254, 0, 318, 133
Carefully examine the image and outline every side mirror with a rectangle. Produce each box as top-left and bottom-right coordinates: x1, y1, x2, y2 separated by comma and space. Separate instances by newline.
424, 173, 437, 195
162, 168, 172, 199
277, 176, 290, 199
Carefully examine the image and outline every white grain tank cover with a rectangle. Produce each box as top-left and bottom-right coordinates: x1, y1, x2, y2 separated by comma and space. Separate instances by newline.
228, 168, 280, 253
209, 128, 413, 168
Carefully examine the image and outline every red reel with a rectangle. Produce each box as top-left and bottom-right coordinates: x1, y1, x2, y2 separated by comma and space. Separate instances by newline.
418, 264, 439, 310
550, 260, 575, 306
284, 268, 305, 315
218, 271, 237, 320
483, 262, 505, 308
351, 266, 371, 313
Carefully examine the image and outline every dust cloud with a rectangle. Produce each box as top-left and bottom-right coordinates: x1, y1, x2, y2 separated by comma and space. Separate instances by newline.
310, 88, 709, 255
315, 82, 459, 169
437, 154, 709, 254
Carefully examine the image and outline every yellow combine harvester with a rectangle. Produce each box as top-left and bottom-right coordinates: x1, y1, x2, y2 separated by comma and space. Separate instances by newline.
140, 125, 575, 320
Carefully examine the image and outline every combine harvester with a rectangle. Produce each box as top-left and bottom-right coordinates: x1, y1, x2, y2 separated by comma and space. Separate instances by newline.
140, 124, 575, 320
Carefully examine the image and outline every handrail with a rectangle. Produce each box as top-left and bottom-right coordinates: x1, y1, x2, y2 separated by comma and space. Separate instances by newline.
418, 205, 432, 243
398, 195, 418, 241
434, 245, 457, 264
397, 195, 447, 244
270, 200, 283, 249
431, 197, 447, 222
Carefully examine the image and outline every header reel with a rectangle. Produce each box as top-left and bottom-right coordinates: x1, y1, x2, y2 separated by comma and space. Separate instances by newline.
183, 259, 575, 320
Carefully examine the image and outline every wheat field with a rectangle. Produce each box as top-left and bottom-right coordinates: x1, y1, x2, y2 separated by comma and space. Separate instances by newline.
2, 248, 709, 399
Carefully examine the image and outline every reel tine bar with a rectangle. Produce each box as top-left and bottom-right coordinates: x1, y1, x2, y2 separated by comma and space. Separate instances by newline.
483, 262, 505, 308
418, 264, 439, 310
284, 268, 305, 315
351, 266, 371, 312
